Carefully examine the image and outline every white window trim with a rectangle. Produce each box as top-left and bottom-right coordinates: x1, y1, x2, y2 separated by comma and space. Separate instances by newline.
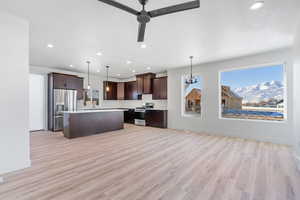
181, 73, 203, 119
218, 62, 288, 123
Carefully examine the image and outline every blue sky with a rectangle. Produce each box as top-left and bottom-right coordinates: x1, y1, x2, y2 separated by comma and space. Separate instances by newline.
221, 64, 284, 89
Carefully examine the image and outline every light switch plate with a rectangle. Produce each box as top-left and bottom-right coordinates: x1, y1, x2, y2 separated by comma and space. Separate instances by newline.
0, 177, 4, 183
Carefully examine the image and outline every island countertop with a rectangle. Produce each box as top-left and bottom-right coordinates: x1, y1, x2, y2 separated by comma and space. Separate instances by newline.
62, 109, 125, 114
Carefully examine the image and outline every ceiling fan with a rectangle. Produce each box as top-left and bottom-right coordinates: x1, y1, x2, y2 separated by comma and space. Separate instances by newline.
98, 0, 200, 42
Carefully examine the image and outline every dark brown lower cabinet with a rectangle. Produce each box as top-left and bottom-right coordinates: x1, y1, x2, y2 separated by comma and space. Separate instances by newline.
145, 110, 168, 128
124, 109, 135, 124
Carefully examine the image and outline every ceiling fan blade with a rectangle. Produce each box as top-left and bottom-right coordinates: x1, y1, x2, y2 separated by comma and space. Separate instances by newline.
148, 0, 200, 18
138, 23, 146, 42
98, 0, 139, 16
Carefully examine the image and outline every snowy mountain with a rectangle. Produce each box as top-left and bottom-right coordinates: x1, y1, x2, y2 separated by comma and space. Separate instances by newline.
234, 81, 284, 103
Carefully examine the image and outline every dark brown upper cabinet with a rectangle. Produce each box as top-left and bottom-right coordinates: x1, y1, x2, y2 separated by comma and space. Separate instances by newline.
103, 81, 141, 101
51, 73, 83, 91
125, 81, 141, 100
117, 82, 125, 100
103, 81, 118, 100
136, 75, 144, 94
153, 76, 168, 100
136, 73, 156, 94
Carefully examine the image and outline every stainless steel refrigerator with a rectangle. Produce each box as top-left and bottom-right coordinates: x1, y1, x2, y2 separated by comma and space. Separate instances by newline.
51, 89, 77, 131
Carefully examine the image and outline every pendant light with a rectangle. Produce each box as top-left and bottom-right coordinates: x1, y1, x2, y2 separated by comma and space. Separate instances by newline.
86, 61, 91, 90
105, 66, 110, 92
185, 56, 198, 85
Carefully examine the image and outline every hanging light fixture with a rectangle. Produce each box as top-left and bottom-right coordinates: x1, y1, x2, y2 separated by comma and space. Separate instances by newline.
185, 56, 198, 85
106, 66, 110, 92
86, 61, 91, 90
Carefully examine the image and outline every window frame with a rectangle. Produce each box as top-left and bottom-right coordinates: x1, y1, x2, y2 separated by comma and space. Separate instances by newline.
181, 73, 203, 119
218, 62, 288, 123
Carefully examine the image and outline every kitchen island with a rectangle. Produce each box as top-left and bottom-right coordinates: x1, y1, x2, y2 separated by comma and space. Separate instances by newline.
63, 109, 124, 139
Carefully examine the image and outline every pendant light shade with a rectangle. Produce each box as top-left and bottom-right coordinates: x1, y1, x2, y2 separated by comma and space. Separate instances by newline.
185, 56, 198, 85
106, 66, 110, 92
86, 61, 91, 90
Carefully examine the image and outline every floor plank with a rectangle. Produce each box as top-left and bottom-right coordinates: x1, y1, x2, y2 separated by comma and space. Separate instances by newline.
0, 124, 299, 200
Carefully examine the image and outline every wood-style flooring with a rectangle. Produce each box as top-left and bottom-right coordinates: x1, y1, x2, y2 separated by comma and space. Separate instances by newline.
0, 124, 299, 200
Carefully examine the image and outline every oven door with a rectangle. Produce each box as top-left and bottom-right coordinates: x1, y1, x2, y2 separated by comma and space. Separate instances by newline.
134, 110, 146, 126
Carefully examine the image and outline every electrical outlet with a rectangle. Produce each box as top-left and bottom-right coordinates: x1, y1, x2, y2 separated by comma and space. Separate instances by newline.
0, 177, 4, 183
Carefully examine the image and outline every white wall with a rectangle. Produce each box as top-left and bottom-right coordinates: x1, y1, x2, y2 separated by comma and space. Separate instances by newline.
168, 48, 293, 145
0, 12, 30, 175
293, 26, 300, 169
29, 74, 46, 131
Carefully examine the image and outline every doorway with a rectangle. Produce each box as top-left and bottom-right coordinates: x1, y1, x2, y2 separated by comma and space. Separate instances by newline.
29, 74, 46, 131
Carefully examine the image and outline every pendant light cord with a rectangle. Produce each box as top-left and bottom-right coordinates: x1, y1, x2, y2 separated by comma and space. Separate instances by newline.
190, 56, 193, 81
87, 61, 90, 88
106, 66, 109, 81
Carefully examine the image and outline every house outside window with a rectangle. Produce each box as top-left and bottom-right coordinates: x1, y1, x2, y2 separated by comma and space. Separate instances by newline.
182, 75, 202, 117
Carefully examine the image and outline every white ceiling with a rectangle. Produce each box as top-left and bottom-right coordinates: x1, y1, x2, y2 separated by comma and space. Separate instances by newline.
1, 0, 300, 78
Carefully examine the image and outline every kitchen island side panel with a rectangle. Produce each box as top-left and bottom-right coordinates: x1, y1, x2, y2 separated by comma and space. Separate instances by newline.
63, 111, 124, 139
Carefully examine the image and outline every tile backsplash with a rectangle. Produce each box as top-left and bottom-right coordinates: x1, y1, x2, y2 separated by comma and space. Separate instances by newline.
120, 94, 168, 110
78, 94, 167, 110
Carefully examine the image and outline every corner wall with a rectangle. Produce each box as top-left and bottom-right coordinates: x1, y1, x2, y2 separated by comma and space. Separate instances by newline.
168, 49, 293, 145
0, 12, 30, 175
293, 25, 300, 169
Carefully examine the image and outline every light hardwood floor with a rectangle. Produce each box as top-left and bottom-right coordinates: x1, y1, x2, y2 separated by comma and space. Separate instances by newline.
0, 124, 299, 200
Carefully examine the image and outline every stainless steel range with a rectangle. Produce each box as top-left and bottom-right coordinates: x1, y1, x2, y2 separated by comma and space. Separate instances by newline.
134, 103, 154, 126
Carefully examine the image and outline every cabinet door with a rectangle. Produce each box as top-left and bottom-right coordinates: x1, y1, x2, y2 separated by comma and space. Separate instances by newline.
152, 78, 161, 100
124, 109, 135, 124
152, 77, 168, 100
143, 74, 155, 94
103, 81, 117, 100
67, 76, 83, 90
53, 74, 67, 89
125, 81, 140, 100
145, 110, 168, 128
117, 82, 125, 100
73, 77, 83, 90
160, 77, 168, 99
136, 75, 144, 94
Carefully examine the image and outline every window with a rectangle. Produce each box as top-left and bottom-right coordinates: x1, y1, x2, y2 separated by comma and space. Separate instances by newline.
182, 75, 202, 117
220, 64, 286, 121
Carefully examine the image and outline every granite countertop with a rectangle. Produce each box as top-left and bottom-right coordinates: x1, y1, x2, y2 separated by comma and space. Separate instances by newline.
77, 108, 168, 112
63, 109, 125, 114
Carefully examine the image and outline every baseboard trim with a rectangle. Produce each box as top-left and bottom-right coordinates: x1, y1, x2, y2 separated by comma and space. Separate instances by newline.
0, 159, 31, 176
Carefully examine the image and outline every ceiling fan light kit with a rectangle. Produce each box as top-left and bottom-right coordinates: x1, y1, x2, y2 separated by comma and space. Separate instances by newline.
98, 0, 200, 42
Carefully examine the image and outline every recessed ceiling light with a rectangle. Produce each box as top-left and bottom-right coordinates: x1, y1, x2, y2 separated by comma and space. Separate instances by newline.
147, 67, 151, 70
97, 69, 100, 73
140, 44, 147, 49
96, 52, 102, 56
126, 60, 132, 64
132, 70, 136, 73
250, 1, 264, 10
47, 44, 54, 48
117, 74, 121, 76
69, 64, 74, 68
